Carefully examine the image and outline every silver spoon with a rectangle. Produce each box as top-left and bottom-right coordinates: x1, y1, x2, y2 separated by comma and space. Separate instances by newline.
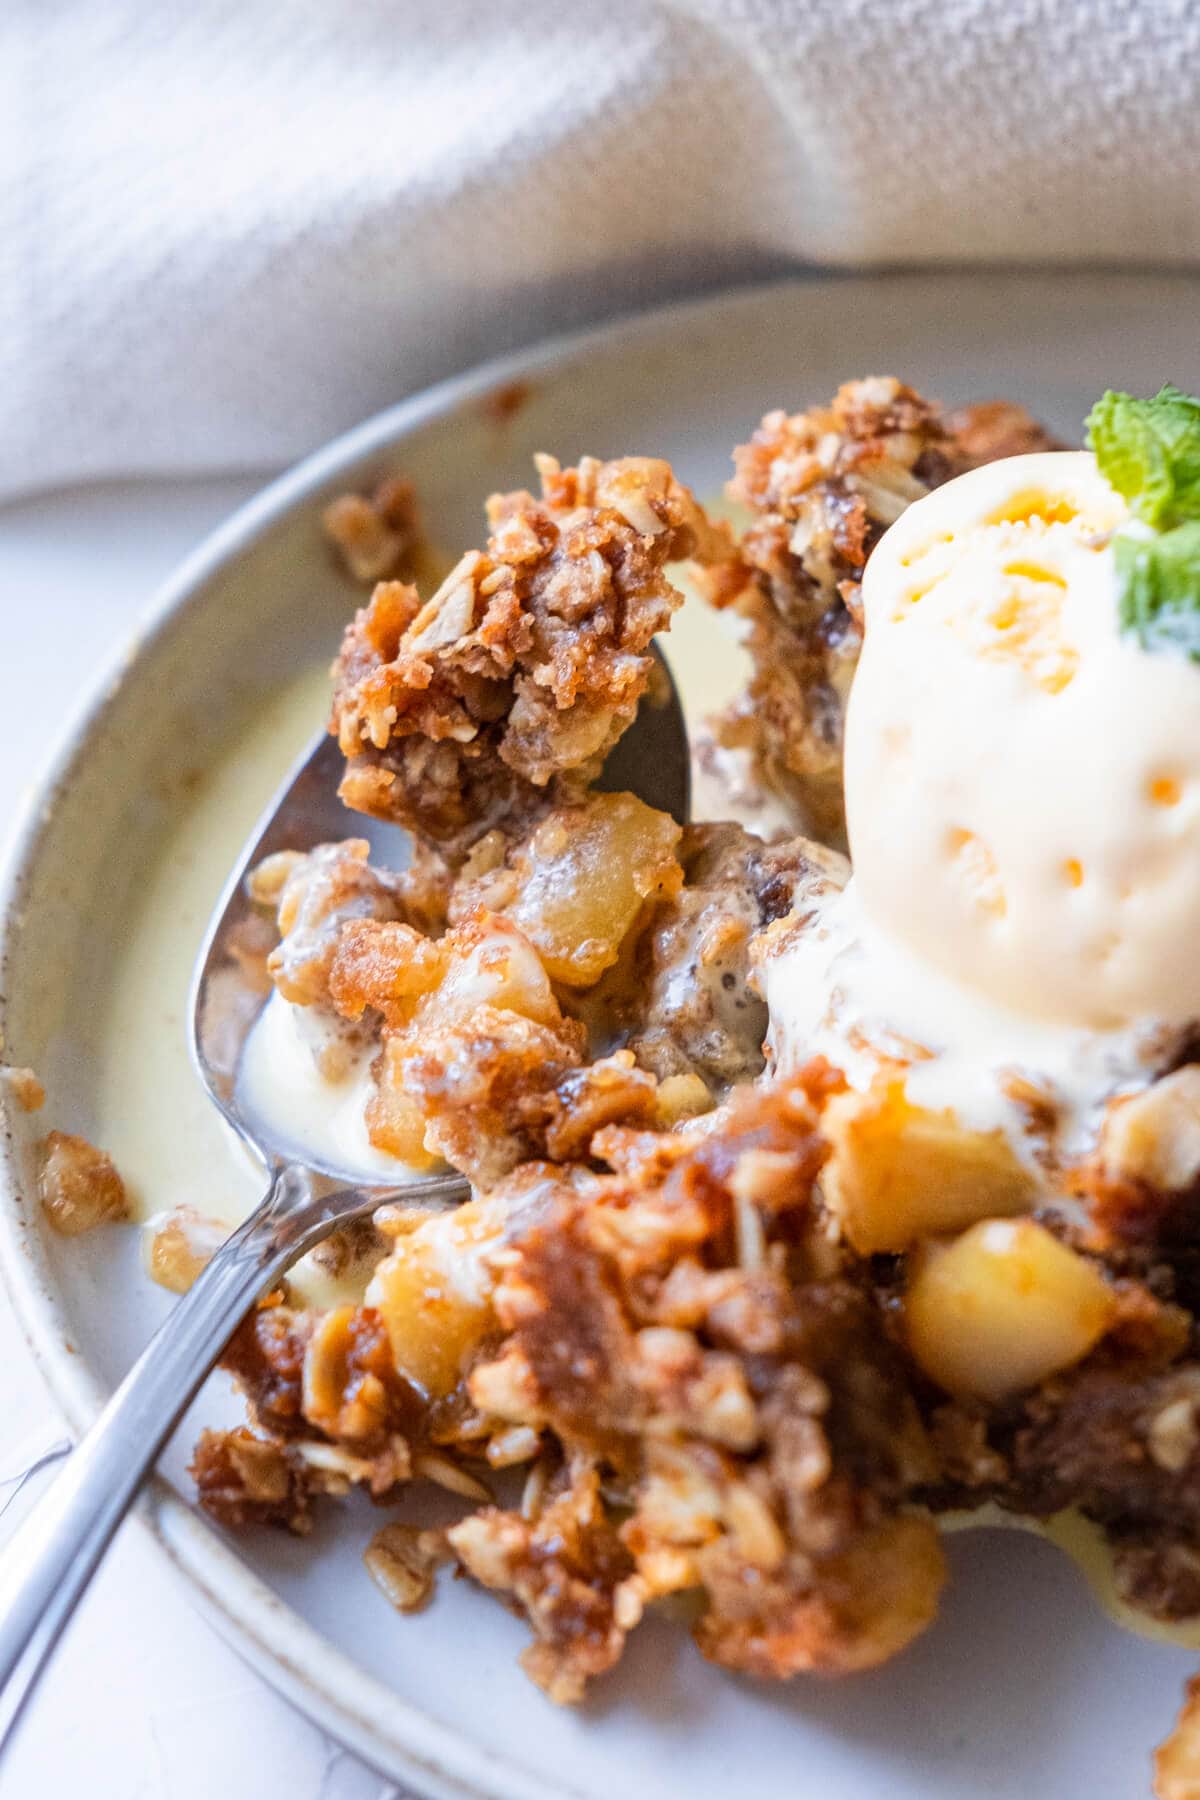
0, 649, 690, 1749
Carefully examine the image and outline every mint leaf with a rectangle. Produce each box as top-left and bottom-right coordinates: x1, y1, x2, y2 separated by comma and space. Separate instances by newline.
1088, 386, 1200, 528
1116, 521, 1200, 660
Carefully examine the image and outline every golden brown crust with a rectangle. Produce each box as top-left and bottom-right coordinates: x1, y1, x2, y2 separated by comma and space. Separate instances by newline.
448, 1464, 638, 1703
260, 813, 835, 1186
394, 1005, 587, 1186
264, 809, 752, 1184
190, 1427, 316, 1534
267, 838, 439, 1011
330, 454, 739, 857
197, 1040, 1200, 1714
942, 398, 1062, 470
322, 906, 679, 1184
706, 378, 1056, 843
218, 1298, 425, 1447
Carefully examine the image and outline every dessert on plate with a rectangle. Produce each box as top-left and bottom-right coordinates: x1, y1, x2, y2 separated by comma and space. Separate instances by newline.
35, 377, 1200, 1790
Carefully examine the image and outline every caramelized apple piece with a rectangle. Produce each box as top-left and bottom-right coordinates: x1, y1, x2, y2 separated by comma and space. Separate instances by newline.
904, 1218, 1115, 1400
820, 1079, 1035, 1254
504, 793, 682, 987
302, 1303, 391, 1439
367, 1199, 500, 1397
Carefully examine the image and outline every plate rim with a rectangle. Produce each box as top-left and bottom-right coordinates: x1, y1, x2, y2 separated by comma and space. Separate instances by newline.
6, 266, 1200, 1797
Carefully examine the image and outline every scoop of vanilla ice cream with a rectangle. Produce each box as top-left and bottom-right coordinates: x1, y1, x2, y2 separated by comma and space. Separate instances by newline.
845, 449, 1200, 1030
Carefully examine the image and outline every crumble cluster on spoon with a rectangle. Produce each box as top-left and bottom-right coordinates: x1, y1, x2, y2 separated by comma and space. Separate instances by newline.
109, 378, 1200, 1786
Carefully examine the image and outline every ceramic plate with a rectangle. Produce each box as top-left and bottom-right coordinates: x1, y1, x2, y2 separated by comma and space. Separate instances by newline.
4, 274, 1200, 1800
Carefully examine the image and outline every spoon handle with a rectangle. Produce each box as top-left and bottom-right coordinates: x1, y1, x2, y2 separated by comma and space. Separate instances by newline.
0, 1162, 356, 1753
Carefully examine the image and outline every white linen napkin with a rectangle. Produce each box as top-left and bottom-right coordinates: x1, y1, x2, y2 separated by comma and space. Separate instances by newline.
2, 0, 1199, 501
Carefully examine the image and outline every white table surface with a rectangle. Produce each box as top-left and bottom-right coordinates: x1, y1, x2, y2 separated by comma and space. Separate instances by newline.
0, 477, 408, 1800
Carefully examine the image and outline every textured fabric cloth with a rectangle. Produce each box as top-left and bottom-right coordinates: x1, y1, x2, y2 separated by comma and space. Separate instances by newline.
2, 0, 1198, 499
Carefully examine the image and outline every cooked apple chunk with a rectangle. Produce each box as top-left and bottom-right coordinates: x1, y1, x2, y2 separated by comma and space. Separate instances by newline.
367, 1195, 503, 1398
820, 1078, 1036, 1254
904, 1218, 1115, 1400
452, 792, 683, 988
1100, 1067, 1200, 1194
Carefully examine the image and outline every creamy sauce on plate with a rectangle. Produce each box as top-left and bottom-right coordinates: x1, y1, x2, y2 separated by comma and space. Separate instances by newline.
237, 992, 401, 1181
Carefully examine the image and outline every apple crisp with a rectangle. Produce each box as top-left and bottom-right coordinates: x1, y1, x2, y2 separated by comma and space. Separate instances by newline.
46, 389, 1194, 1788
